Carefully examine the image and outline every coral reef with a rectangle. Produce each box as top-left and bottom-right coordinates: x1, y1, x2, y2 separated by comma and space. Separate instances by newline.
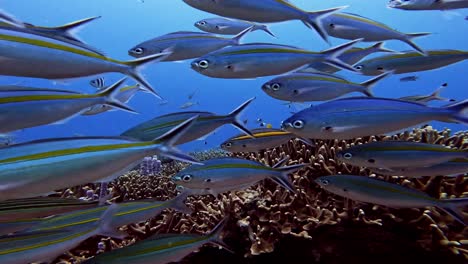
53, 126, 467, 263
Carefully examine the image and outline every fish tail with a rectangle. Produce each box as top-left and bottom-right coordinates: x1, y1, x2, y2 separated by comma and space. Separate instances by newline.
169, 190, 192, 215
430, 83, 450, 102
207, 218, 233, 253
403, 32, 430, 56
231, 26, 253, 45
272, 164, 307, 193
0, 9, 25, 27
371, 41, 397, 53
52, 16, 101, 42
438, 197, 468, 225
304, 6, 347, 43
257, 24, 276, 38
227, 97, 255, 137
444, 99, 468, 124
98, 78, 138, 114
124, 52, 171, 99
96, 203, 128, 239
321, 38, 363, 72
153, 115, 202, 164
359, 71, 393, 97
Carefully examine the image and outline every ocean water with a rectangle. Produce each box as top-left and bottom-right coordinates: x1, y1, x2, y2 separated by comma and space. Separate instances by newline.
1, 0, 468, 152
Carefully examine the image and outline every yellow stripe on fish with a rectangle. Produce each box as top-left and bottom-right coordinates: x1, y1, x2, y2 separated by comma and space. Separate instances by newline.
232, 131, 292, 141
220, 48, 317, 56
132, 236, 207, 256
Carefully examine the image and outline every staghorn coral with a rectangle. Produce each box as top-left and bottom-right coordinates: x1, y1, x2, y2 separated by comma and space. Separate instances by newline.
53, 126, 467, 263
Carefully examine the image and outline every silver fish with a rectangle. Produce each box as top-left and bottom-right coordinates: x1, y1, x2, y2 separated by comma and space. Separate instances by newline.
182, 0, 346, 43
336, 141, 468, 170
0, 28, 167, 98
0, 115, 200, 201
281, 97, 468, 140
370, 158, 468, 178
90, 77, 106, 89
354, 50, 468, 76
399, 83, 454, 104
128, 27, 252, 61
0, 79, 135, 133
399, 75, 419, 82
388, 0, 468, 10
179, 101, 199, 109
191, 39, 362, 79
83, 218, 229, 264
262, 72, 390, 102
195, 17, 275, 37
172, 157, 305, 195
315, 175, 468, 225
121, 98, 254, 144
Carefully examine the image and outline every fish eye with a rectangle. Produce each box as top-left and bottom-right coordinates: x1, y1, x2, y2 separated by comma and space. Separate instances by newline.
321, 179, 330, 186
199, 21, 206, 25
198, 60, 209, 69
225, 142, 232, 148
354, 65, 363, 70
271, 83, 281, 90
132, 47, 144, 55
343, 153, 353, 159
377, 66, 384, 71
182, 175, 192, 182
293, 89, 299, 95
293, 120, 304, 129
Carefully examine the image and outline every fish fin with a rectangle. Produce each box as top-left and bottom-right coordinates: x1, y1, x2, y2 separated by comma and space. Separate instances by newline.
321, 125, 360, 133
297, 137, 316, 147
371, 41, 398, 53
170, 190, 192, 215
321, 38, 363, 72
444, 99, 468, 124
403, 33, 430, 56
98, 78, 138, 114
124, 51, 172, 99
0, 9, 25, 28
359, 71, 393, 97
96, 203, 128, 239
272, 156, 290, 169
429, 83, 450, 102
304, 6, 347, 44
438, 197, 468, 225
272, 164, 306, 193
154, 115, 203, 164
227, 97, 255, 137
207, 218, 233, 253
231, 26, 253, 45
51, 16, 101, 43
257, 25, 276, 38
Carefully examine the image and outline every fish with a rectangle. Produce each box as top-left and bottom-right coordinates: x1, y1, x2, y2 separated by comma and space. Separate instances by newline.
354, 50, 468, 76
281, 97, 468, 140
82, 84, 146, 116
191, 39, 362, 79
83, 217, 230, 264
182, 0, 347, 43
0, 79, 135, 133
194, 17, 275, 37
262, 71, 390, 102
0, 28, 168, 98
179, 101, 199, 109
128, 27, 252, 61
121, 98, 254, 145
221, 128, 314, 153
90, 77, 106, 89
388, 0, 468, 10
321, 12, 429, 55
370, 158, 468, 178
0, 115, 201, 201
0, 204, 123, 264
336, 141, 468, 170
299, 42, 396, 74
172, 157, 305, 195
399, 83, 455, 104
399, 76, 419, 82
315, 175, 468, 225
188, 89, 198, 100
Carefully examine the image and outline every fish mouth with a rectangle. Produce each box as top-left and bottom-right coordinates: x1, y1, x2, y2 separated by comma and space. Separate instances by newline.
261, 84, 271, 91
191, 61, 200, 71
387, 0, 403, 8
280, 121, 292, 130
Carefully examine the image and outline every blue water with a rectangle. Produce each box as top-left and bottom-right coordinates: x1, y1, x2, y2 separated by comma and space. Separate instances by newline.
1, 0, 467, 152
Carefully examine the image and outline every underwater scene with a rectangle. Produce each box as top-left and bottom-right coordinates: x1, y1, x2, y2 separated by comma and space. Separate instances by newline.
0, 0, 467, 263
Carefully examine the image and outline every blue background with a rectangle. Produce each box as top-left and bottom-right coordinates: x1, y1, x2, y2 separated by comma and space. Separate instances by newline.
1, 0, 467, 151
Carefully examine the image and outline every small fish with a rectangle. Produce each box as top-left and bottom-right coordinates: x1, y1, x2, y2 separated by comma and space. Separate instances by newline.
388, 0, 468, 10
128, 27, 252, 61
399, 75, 418, 82
321, 12, 429, 55
121, 98, 254, 145
262, 71, 390, 102
399, 83, 455, 104
256, 118, 263, 123
370, 158, 468, 178
0, 115, 200, 201
183, 0, 346, 43
188, 89, 199, 100
281, 97, 468, 140
90, 77, 105, 89
221, 128, 314, 153
315, 175, 468, 225
0, 79, 135, 133
354, 50, 468, 76
195, 17, 275, 37
172, 157, 305, 195
179, 101, 199, 109
260, 122, 266, 127
191, 39, 362, 79
83, 218, 230, 264
336, 141, 468, 170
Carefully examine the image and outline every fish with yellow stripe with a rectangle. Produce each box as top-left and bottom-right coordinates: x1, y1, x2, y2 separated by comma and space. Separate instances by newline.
0, 203, 122, 264
83, 217, 230, 264
0, 27, 168, 98
370, 158, 468, 178
0, 78, 135, 133
221, 128, 314, 153
172, 157, 305, 195
0, 115, 201, 201
315, 175, 468, 225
